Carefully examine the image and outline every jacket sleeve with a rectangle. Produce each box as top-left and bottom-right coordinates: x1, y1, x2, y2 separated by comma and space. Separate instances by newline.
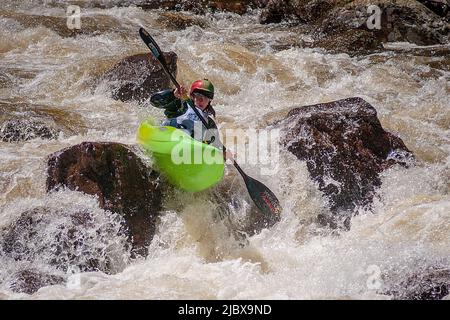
150, 89, 186, 118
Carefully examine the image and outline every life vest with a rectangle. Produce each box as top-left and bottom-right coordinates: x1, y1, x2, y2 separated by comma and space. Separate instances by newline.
150, 89, 222, 148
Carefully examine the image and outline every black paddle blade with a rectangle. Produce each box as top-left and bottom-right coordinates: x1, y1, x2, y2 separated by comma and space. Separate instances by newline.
139, 27, 180, 88
139, 27, 164, 62
244, 174, 282, 222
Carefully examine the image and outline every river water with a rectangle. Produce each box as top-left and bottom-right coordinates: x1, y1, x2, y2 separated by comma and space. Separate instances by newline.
0, 1, 449, 299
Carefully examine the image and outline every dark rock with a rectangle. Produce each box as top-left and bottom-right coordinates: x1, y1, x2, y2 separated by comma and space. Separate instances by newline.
98, 52, 177, 102
0, 205, 130, 294
156, 11, 209, 30
313, 29, 382, 55
259, 0, 295, 24
138, 0, 180, 10
2, 211, 40, 261
1, 10, 123, 38
1, 207, 128, 273
10, 270, 64, 295
0, 101, 84, 142
259, 0, 449, 54
0, 119, 58, 142
260, 0, 332, 24
0, 205, 131, 295
0, 72, 14, 88
280, 97, 414, 228
139, 0, 267, 14
46, 142, 163, 256
211, 180, 280, 239
385, 266, 450, 300
417, 0, 449, 19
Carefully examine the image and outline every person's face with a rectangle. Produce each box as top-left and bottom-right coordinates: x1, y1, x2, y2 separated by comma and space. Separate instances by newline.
192, 92, 211, 110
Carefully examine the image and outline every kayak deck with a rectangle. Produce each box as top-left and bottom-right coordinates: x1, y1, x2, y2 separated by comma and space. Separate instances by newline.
137, 121, 224, 192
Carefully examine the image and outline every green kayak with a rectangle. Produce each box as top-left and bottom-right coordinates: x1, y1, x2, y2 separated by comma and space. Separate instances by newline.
136, 120, 225, 192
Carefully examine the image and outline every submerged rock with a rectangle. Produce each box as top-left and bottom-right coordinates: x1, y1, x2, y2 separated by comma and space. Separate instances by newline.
280, 97, 414, 228
155, 11, 209, 30
210, 174, 280, 240
0, 206, 129, 294
139, 0, 267, 14
46, 142, 163, 256
0, 101, 84, 142
98, 52, 177, 102
1, 208, 125, 270
385, 266, 450, 300
0, 119, 58, 142
9, 270, 65, 295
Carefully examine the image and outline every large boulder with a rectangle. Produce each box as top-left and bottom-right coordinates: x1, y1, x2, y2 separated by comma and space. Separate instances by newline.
46, 142, 163, 256
260, 0, 449, 54
98, 52, 177, 102
280, 97, 414, 228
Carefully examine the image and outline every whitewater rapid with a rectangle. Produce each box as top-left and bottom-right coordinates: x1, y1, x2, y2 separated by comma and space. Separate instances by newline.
0, 2, 449, 299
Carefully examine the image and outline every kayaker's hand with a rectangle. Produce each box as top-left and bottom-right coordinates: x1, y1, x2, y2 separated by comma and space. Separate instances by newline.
174, 86, 189, 101
223, 149, 234, 162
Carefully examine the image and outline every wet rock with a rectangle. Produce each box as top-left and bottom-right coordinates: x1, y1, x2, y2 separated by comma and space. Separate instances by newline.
9, 270, 65, 295
1, 10, 123, 38
0, 206, 130, 294
98, 52, 177, 102
313, 29, 381, 55
179, 0, 252, 14
0, 119, 58, 142
259, 0, 449, 54
209, 172, 280, 242
280, 97, 414, 228
417, 0, 449, 19
139, 0, 267, 14
0, 101, 84, 142
385, 266, 450, 300
156, 11, 209, 30
46, 142, 163, 256
0, 72, 14, 88
260, 0, 331, 24
1, 208, 127, 272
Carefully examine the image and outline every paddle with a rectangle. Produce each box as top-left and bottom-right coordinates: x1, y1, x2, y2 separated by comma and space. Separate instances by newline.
139, 27, 282, 220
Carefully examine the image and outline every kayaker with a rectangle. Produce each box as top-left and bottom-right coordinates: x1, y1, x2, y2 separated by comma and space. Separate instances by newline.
150, 79, 232, 160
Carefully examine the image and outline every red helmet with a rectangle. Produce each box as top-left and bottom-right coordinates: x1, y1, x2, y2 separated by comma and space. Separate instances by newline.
189, 79, 214, 99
